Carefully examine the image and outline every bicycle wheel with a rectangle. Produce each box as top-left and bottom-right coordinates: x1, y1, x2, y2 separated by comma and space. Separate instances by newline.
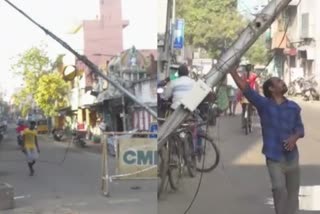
244, 118, 249, 135
244, 108, 249, 135
158, 145, 168, 198
196, 134, 220, 173
248, 119, 252, 133
183, 131, 197, 177
168, 136, 183, 190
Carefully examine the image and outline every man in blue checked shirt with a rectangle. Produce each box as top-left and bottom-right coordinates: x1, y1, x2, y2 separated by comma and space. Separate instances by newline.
230, 67, 304, 214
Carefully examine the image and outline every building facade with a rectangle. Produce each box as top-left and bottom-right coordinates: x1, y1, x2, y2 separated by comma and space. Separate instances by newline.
270, 0, 320, 91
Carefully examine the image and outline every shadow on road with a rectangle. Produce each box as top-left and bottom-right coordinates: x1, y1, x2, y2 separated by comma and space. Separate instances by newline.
159, 104, 320, 214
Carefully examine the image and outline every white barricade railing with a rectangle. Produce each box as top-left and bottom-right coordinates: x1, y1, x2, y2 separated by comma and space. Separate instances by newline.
100, 132, 157, 197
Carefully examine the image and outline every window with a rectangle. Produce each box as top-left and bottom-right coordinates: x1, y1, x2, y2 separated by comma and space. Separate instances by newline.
289, 56, 296, 67
301, 13, 309, 38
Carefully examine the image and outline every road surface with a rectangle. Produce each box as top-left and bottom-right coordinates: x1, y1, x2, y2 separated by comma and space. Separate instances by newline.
0, 125, 157, 214
158, 100, 320, 214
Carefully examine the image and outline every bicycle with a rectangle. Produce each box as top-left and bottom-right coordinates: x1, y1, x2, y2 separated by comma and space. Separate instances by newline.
157, 113, 221, 199
179, 115, 220, 173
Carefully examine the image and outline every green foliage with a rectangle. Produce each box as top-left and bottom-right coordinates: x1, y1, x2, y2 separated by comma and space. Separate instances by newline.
176, 0, 245, 58
35, 72, 70, 116
245, 37, 269, 65
11, 45, 51, 77
12, 89, 32, 117
11, 46, 70, 117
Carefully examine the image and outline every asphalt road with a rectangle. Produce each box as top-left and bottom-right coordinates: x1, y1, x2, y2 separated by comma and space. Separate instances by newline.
158, 100, 320, 214
0, 124, 157, 214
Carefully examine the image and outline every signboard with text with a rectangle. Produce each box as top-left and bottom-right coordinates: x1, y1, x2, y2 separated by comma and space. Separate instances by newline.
173, 19, 185, 49
117, 138, 157, 179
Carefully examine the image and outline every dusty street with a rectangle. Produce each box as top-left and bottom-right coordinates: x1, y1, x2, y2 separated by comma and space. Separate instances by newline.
158, 100, 320, 214
0, 125, 157, 214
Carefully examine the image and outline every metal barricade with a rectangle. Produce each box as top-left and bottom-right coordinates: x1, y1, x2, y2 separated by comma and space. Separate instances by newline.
101, 132, 157, 197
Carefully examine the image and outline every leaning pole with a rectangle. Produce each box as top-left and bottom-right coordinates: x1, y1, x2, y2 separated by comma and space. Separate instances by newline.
158, 0, 293, 148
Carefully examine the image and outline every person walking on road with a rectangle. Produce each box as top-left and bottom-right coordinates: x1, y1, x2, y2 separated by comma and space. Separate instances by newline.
22, 121, 40, 176
227, 73, 238, 116
230, 67, 304, 214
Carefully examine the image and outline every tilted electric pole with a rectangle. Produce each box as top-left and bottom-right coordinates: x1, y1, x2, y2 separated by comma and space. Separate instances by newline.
158, 0, 293, 148
3, 0, 157, 118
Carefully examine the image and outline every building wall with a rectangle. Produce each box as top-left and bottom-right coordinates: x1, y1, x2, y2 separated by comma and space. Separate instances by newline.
133, 80, 157, 104
297, 0, 320, 89
270, 0, 320, 92
82, 0, 128, 88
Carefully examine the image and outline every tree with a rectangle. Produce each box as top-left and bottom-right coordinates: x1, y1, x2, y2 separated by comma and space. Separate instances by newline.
11, 45, 70, 117
12, 88, 33, 117
176, 0, 246, 58
245, 36, 269, 65
35, 72, 70, 116
11, 46, 51, 115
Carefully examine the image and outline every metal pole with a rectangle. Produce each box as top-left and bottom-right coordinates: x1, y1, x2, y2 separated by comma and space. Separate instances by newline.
121, 96, 127, 131
3, 0, 157, 119
158, 0, 294, 148
101, 133, 110, 197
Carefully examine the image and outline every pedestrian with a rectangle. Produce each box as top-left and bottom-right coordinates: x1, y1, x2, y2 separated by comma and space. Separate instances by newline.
230, 67, 304, 214
22, 121, 40, 176
227, 73, 238, 116
16, 119, 27, 150
238, 64, 259, 128
216, 76, 229, 116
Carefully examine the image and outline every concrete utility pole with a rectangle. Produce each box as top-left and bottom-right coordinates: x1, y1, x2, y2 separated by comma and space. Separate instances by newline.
158, 0, 293, 148
158, 0, 175, 80
4, 0, 157, 119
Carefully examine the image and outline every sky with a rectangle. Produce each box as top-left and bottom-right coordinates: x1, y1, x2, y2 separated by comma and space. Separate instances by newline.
0, 0, 157, 101
237, 0, 268, 19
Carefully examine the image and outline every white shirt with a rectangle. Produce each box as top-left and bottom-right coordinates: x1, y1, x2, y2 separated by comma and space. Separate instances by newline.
162, 76, 195, 109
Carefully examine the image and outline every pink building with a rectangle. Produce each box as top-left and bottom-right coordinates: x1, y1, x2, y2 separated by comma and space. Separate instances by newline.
82, 0, 129, 88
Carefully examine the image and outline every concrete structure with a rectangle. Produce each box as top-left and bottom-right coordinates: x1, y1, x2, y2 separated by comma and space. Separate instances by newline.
0, 183, 14, 210
270, 0, 320, 91
56, 0, 129, 132
82, 0, 129, 89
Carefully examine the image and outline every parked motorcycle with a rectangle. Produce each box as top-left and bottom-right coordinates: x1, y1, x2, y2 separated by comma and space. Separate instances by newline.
288, 76, 319, 101
52, 128, 64, 141
301, 76, 320, 101
288, 77, 304, 97
157, 78, 172, 121
71, 131, 86, 148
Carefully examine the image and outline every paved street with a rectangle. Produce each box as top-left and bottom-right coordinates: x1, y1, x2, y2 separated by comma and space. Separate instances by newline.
158, 100, 320, 214
0, 125, 156, 214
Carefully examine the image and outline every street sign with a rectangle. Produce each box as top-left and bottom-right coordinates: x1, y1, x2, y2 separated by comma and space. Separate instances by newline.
117, 138, 157, 179
173, 19, 185, 49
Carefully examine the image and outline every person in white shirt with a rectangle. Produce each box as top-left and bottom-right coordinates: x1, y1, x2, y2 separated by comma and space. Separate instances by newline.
162, 64, 195, 110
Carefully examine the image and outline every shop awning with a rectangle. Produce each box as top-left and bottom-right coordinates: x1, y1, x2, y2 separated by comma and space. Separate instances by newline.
95, 89, 123, 103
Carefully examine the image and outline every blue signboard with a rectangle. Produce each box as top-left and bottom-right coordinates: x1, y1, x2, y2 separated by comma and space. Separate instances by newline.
173, 19, 185, 49
149, 122, 157, 139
